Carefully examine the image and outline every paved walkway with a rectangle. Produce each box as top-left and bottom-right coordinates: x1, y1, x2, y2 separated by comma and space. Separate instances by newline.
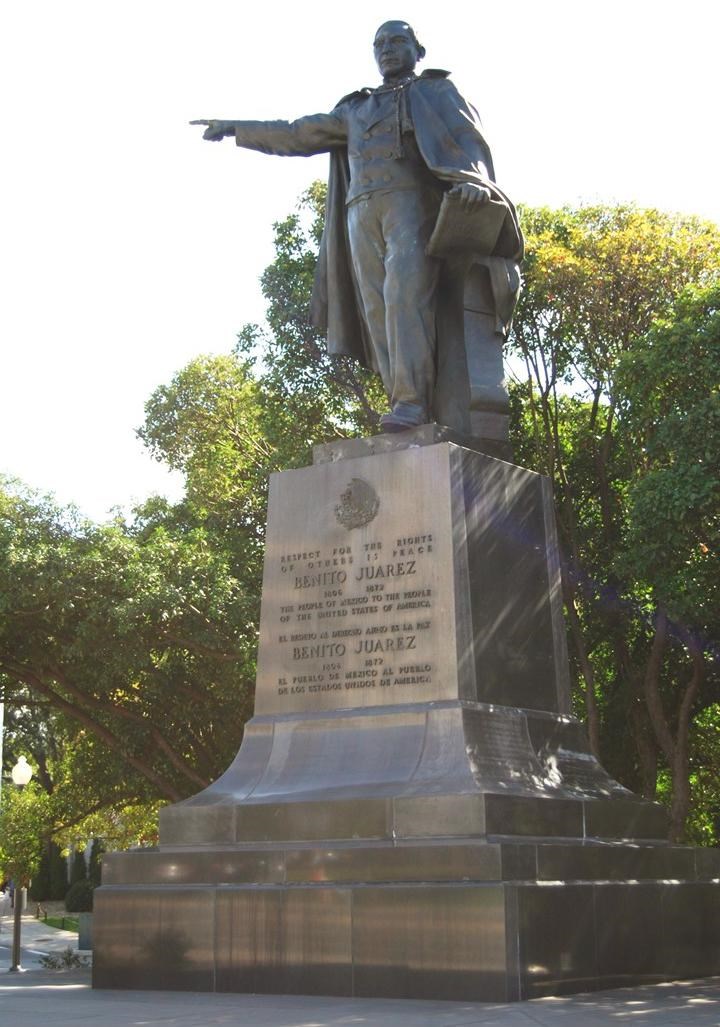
2, 914, 719, 1026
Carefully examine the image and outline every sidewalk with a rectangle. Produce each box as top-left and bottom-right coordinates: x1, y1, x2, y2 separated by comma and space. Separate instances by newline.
0, 911, 85, 966
2, 914, 719, 1026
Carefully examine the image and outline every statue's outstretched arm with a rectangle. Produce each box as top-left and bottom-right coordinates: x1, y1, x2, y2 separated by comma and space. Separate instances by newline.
190, 112, 347, 157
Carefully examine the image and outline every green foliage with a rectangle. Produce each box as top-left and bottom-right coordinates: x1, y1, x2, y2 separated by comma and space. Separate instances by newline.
69, 848, 87, 886
140, 355, 273, 535
2, 189, 718, 847
28, 843, 51, 901
64, 878, 94, 912
243, 182, 385, 441
616, 282, 720, 630
685, 704, 720, 846
510, 204, 720, 839
0, 783, 51, 886
44, 916, 79, 932
88, 838, 105, 887
0, 477, 257, 807
49, 839, 70, 899
140, 187, 383, 547
29, 839, 68, 901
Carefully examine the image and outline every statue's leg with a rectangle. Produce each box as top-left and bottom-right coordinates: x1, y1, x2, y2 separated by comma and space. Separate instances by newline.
348, 190, 441, 427
346, 196, 392, 392
378, 189, 442, 423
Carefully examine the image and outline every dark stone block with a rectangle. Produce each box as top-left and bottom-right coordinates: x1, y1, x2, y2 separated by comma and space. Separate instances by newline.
583, 799, 669, 841
236, 798, 392, 842
485, 794, 584, 838
393, 794, 486, 838
695, 847, 720, 880
352, 884, 510, 1001
536, 843, 697, 882
595, 884, 665, 980
101, 848, 287, 886
161, 803, 237, 845
457, 450, 569, 713
286, 842, 504, 883
662, 883, 720, 978
514, 883, 598, 998
500, 843, 537, 880
215, 887, 353, 996
92, 887, 215, 992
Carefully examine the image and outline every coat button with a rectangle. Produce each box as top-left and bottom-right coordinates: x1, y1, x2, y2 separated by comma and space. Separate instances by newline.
363, 132, 371, 140
383, 173, 392, 182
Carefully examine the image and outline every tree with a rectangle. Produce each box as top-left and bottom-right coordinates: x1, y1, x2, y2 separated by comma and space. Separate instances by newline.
69, 847, 87, 886
88, 837, 106, 887
140, 186, 383, 520
613, 282, 720, 839
238, 182, 384, 439
29, 840, 68, 901
0, 784, 50, 888
0, 479, 256, 807
509, 206, 720, 838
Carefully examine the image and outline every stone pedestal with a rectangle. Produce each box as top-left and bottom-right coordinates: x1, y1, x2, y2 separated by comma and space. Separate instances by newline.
93, 430, 720, 1000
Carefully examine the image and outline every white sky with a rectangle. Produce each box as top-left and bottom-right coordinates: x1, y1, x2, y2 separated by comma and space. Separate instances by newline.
2, 0, 719, 521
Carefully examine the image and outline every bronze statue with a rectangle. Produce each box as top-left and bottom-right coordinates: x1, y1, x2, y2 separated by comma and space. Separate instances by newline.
193, 21, 523, 441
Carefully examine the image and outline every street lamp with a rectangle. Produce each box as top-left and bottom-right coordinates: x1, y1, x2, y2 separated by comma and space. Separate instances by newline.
10, 756, 33, 788
8, 756, 33, 973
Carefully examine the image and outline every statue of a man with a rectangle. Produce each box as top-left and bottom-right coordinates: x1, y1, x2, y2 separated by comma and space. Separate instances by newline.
194, 21, 523, 439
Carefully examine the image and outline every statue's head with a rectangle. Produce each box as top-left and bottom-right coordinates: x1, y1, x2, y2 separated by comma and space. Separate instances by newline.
373, 21, 425, 80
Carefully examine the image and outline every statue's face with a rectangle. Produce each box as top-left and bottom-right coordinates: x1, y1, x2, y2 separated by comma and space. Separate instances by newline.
373, 22, 418, 79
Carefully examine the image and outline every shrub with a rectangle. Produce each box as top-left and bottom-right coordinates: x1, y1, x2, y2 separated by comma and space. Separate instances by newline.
64, 878, 94, 912
39, 947, 91, 970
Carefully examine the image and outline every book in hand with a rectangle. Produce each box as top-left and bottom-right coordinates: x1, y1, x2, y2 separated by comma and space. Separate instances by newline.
426, 192, 511, 260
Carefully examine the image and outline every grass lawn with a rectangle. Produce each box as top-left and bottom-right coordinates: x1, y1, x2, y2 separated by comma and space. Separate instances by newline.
45, 914, 79, 932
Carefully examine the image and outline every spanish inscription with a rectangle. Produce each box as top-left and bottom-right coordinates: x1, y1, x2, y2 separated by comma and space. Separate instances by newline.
277, 534, 433, 695
254, 448, 458, 715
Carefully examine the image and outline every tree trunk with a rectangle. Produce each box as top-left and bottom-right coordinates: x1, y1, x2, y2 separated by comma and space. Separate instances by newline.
642, 610, 703, 842
563, 584, 601, 757
630, 697, 658, 799
668, 640, 704, 842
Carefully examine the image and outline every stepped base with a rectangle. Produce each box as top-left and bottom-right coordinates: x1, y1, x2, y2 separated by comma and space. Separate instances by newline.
92, 438, 720, 999
93, 840, 720, 999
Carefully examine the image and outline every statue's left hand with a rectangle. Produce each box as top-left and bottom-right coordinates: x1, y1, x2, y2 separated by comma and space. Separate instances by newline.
450, 183, 491, 209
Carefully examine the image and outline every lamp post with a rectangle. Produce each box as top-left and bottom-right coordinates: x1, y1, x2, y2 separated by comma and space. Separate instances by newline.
8, 756, 33, 973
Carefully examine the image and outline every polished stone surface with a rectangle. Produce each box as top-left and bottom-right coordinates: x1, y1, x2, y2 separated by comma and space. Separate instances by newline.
102, 839, 719, 888
7, 916, 720, 1024
313, 423, 506, 464
93, 879, 720, 1001
254, 442, 461, 716
158, 700, 655, 847
93, 440, 720, 1001
221, 441, 569, 721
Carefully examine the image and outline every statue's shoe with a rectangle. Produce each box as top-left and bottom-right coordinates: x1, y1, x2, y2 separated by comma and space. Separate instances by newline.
379, 402, 427, 433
